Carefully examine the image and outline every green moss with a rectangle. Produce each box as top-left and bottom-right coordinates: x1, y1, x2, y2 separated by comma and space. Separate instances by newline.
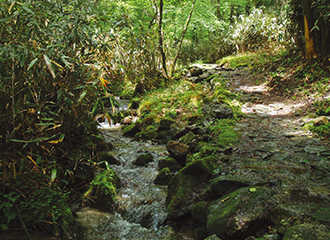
84, 169, 120, 209
154, 167, 172, 185
283, 223, 330, 240
207, 186, 274, 238
191, 201, 208, 225
134, 153, 154, 166
122, 122, 141, 137
166, 159, 213, 219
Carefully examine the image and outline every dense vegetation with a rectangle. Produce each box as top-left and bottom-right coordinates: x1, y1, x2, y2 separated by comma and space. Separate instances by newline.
0, 0, 329, 237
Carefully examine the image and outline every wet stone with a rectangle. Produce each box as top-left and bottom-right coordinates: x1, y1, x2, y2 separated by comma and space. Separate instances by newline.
283, 223, 330, 240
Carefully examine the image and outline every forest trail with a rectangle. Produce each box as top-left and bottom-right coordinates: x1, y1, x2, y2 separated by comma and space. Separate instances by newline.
222, 66, 330, 198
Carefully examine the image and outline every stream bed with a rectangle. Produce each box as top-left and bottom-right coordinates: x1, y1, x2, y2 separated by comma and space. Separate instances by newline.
71, 125, 191, 239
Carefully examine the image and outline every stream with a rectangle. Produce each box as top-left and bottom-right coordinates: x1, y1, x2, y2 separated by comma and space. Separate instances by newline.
71, 107, 191, 239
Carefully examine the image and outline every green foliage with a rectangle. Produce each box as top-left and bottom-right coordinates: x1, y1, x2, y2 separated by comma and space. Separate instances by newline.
19, 183, 73, 233
232, 7, 287, 53
0, 0, 113, 234
0, 179, 72, 234
0, 189, 20, 230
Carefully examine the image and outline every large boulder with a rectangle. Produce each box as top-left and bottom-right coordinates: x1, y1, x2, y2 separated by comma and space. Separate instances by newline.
166, 159, 213, 220
206, 186, 275, 240
166, 140, 190, 165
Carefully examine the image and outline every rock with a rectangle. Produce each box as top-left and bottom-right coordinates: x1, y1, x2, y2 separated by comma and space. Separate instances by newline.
97, 152, 120, 166
158, 157, 182, 172
84, 169, 120, 210
158, 118, 177, 131
283, 223, 330, 240
269, 204, 306, 227
139, 125, 158, 140
207, 175, 251, 199
129, 99, 139, 109
202, 102, 233, 120
187, 115, 203, 125
199, 72, 210, 80
190, 68, 204, 76
204, 234, 222, 240
133, 152, 154, 166
155, 129, 179, 144
166, 140, 190, 165
154, 167, 172, 185
206, 186, 275, 240
166, 159, 213, 220
122, 122, 141, 137
191, 201, 208, 225
180, 131, 198, 152
313, 116, 329, 126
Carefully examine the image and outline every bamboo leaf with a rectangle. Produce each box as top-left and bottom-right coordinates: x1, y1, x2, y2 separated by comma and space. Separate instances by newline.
22, 6, 34, 14
43, 55, 55, 78
8, 2, 16, 13
61, 56, 71, 67
27, 58, 38, 70
78, 90, 87, 103
51, 168, 57, 182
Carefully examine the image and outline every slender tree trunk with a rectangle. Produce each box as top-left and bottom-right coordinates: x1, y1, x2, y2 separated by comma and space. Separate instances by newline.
169, 0, 197, 77
157, 0, 168, 79
302, 0, 317, 60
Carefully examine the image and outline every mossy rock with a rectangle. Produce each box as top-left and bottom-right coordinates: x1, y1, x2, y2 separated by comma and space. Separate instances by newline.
154, 167, 172, 185
84, 169, 120, 210
166, 159, 213, 220
155, 129, 179, 144
283, 223, 330, 240
122, 122, 141, 137
203, 234, 222, 240
207, 175, 251, 199
140, 114, 160, 128
179, 131, 199, 152
194, 226, 208, 240
138, 125, 158, 140
158, 156, 182, 172
134, 152, 154, 166
97, 152, 119, 166
187, 114, 203, 125
191, 201, 208, 225
206, 186, 275, 239
158, 118, 177, 131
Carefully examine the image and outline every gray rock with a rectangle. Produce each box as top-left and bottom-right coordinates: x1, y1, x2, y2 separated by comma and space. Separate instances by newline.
206, 186, 275, 239
158, 118, 177, 131
166, 140, 190, 165
202, 102, 233, 120
283, 223, 330, 240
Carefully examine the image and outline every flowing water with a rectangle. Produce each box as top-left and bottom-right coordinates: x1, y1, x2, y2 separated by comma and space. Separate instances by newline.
71, 100, 191, 239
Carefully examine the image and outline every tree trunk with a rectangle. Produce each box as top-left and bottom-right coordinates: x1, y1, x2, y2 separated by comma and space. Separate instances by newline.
302, 0, 317, 60
157, 0, 168, 79
169, 0, 197, 78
